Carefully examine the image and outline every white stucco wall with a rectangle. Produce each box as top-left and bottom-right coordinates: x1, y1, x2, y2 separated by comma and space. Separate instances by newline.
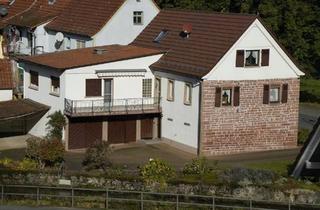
64, 54, 162, 100
92, 0, 159, 46
203, 19, 304, 81
154, 72, 200, 149
0, 89, 12, 101
23, 64, 65, 137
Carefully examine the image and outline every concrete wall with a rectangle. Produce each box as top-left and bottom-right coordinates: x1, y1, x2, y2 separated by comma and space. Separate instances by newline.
154, 71, 200, 150
93, 0, 159, 46
23, 64, 65, 137
0, 89, 12, 101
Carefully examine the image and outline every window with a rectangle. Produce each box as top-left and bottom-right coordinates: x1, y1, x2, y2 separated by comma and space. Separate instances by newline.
245, 50, 260, 66
76, 40, 85, 49
184, 83, 192, 105
133, 11, 143, 25
86, 79, 102, 97
66, 37, 71, 50
269, 85, 280, 103
222, 88, 232, 106
29, 71, 38, 89
153, 30, 168, 43
27, 32, 32, 48
50, 76, 60, 96
167, 79, 174, 101
142, 79, 152, 98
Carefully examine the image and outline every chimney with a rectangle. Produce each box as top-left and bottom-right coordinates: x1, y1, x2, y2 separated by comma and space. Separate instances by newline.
180, 23, 192, 39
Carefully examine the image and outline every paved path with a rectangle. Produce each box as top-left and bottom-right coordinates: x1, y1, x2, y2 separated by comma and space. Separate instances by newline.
0, 206, 87, 210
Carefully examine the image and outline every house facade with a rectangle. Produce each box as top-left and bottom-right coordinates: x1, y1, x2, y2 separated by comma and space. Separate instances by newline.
19, 10, 304, 155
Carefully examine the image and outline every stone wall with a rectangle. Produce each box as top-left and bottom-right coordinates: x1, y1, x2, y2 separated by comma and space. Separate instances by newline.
200, 78, 300, 156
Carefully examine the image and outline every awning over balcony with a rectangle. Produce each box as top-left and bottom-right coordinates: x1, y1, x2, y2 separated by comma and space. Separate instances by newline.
95, 69, 147, 78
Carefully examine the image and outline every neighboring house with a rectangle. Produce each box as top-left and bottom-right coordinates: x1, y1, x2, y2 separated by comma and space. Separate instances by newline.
19, 45, 164, 149
0, 59, 13, 101
44, 0, 160, 51
19, 10, 304, 156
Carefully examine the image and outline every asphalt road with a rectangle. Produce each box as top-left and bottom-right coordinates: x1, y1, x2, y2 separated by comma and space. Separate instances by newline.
0, 206, 87, 210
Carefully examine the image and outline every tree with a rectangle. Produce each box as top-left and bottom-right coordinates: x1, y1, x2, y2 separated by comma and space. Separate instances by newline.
46, 111, 66, 140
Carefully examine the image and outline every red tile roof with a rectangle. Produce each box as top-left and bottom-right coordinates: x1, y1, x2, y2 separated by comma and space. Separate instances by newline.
0, 59, 13, 90
0, 0, 35, 28
6, 0, 72, 28
45, 0, 125, 37
132, 9, 257, 78
18, 45, 165, 70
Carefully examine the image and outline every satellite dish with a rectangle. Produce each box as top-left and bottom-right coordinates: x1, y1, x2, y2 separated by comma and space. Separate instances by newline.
55, 32, 64, 42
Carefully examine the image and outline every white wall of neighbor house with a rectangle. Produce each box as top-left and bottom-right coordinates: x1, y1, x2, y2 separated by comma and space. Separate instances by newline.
154, 71, 200, 149
203, 19, 304, 81
0, 89, 12, 101
92, 0, 159, 46
23, 64, 66, 137
64, 54, 163, 100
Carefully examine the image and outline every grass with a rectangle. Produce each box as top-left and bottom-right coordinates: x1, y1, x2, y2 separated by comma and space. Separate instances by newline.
244, 160, 293, 176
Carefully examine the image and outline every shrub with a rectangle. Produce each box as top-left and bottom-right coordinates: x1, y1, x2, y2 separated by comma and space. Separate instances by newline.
220, 167, 277, 186
0, 158, 38, 171
298, 128, 310, 145
82, 141, 112, 171
140, 159, 176, 187
46, 111, 66, 140
39, 139, 65, 167
183, 157, 215, 176
26, 137, 65, 168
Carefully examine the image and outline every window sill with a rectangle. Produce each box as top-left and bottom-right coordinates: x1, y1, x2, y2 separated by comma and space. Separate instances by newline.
184, 102, 192, 106
49, 92, 60, 97
29, 86, 38, 91
85, 96, 103, 98
167, 98, 174, 102
133, 23, 144, 26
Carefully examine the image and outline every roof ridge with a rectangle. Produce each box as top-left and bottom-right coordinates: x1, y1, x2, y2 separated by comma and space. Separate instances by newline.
162, 8, 258, 17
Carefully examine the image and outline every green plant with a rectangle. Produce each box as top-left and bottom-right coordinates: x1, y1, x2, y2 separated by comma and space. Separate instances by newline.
82, 141, 112, 171
183, 157, 215, 176
46, 111, 66, 140
298, 128, 310, 145
17, 158, 38, 171
25, 136, 43, 163
140, 159, 176, 187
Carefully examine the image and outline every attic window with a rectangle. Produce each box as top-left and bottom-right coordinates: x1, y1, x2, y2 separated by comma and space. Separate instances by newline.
153, 30, 168, 43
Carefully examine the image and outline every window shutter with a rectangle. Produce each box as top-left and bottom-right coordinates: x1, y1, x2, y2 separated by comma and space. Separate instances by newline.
215, 87, 221, 107
236, 50, 244, 67
263, 85, 270, 104
233, 86, 240, 106
261, 49, 270, 66
282, 84, 288, 103
86, 79, 101, 97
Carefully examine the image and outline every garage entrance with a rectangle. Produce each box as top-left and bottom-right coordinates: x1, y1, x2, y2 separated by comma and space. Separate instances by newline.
68, 118, 102, 150
141, 118, 153, 139
108, 119, 136, 144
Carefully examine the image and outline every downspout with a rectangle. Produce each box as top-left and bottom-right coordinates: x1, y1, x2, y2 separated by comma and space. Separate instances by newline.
197, 80, 203, 156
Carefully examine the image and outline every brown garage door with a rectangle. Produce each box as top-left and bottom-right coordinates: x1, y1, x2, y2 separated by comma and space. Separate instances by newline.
108, 120, 136, 144
68, 119, 102, 150
141, 118, 153, 139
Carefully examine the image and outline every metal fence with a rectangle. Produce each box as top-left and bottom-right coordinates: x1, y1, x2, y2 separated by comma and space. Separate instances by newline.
1, 185, 320, 210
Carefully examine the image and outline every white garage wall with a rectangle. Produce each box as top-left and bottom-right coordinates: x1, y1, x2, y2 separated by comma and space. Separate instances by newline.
0, 89, 12, 101
154, 71, 200, 150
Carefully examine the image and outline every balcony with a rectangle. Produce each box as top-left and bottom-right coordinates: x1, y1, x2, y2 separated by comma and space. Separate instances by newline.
64, 97, 161, 117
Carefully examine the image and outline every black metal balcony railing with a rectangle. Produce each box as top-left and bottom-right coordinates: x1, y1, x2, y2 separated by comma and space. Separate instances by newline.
64, 97, 161, 116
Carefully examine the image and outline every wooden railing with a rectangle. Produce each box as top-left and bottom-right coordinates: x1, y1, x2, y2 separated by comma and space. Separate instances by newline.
64, 97, 161, 116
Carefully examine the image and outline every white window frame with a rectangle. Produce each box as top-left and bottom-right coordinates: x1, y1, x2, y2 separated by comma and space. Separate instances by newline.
269, 85, 281, 103
142, 78, 152, 98
184, 83, 192, 105
245, 49, 260, 67
167, 79, 174, 101
50, 76, 60, 96
133, 11, 143, 25
76, 40, 85, 49
221, 87, 233, 106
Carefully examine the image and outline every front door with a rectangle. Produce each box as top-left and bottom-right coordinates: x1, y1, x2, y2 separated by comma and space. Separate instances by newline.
104, 79, 112, 111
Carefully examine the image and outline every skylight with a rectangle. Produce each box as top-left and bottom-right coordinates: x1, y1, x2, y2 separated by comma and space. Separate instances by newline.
153, 30, 168, 43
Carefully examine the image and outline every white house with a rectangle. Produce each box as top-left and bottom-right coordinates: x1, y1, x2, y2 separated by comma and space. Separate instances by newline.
19, 10, 304, 156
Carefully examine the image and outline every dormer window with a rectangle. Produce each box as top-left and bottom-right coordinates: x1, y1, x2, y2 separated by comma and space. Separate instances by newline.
153, 30, 168, 43
245, 50, 260, 66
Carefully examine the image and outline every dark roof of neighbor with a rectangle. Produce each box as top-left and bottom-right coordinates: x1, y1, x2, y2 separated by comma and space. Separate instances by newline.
6, 0, 72, 28
0, 99, 49, 119
18, 45, 165, 70
0, 0, 35, 28
132, 9, 257, 78
0, 59, 13, 90
45, 0, 125, 37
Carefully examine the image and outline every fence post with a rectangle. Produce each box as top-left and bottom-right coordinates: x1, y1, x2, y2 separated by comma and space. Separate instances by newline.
140, 192, 144, 210
288, 199, 291, 210
71, 188, 74, 207
249, 199, 252, 210
36, 187, 40, 206
105, 188, 108, 209
212, 196, 215, 210
1, 185, 3, 205
176, 194, 179, 210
